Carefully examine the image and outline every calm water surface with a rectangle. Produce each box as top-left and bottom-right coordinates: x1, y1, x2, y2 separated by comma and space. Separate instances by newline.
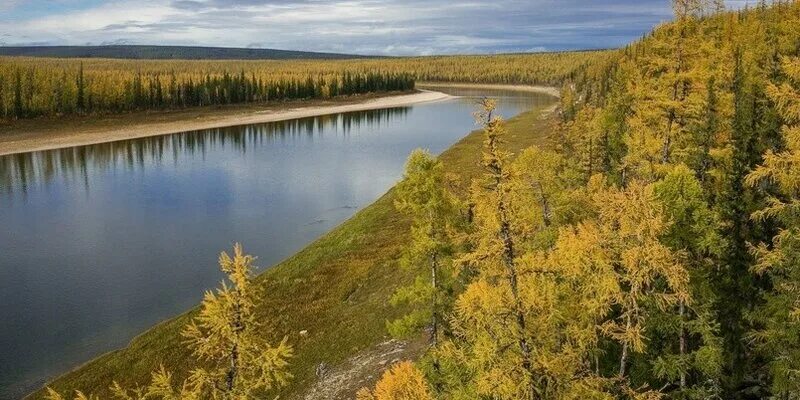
0, 88, 555, 398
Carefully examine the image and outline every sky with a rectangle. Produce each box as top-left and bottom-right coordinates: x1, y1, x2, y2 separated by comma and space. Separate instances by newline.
0, 0, 756, 56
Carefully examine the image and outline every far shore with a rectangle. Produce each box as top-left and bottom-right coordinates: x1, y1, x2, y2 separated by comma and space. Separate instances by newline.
418, 82, 561, 97
0, 83, 558, 156
0, 90, 450, 156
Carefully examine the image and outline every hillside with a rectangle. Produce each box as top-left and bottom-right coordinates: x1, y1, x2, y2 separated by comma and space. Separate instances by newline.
0, 45, 370, 60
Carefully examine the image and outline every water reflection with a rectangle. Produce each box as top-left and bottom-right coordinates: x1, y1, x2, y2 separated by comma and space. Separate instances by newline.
0, 107, 410, 198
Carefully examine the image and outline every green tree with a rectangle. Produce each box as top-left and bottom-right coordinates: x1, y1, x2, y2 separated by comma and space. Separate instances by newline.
650, 165, 725, 397
746, 56, 800, 397
388, 149, 460, 389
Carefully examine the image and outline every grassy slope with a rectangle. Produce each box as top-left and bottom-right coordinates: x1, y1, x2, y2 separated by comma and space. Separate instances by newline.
31, 98, 558, 399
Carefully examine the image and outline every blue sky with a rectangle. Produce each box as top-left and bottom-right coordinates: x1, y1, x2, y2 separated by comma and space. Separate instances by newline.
0, 0, 754, 55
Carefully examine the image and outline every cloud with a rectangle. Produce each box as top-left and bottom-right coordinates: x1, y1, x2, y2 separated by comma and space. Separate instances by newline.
0, 0, 23, 11
0, 0, 731, 55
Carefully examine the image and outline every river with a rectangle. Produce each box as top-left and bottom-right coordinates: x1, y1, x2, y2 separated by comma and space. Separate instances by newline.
0, 87, 555, 398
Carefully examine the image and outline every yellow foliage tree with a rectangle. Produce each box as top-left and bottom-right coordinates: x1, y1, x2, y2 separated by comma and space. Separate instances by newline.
356, 362, 434, 400
49, 244, 293, 400
441, 101, 619, 399
45, 389, 99, 400
591, 180, 690, 379
180, 244, 293, 398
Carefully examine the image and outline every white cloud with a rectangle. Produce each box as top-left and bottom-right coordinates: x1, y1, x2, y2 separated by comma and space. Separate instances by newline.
0, 0, 709, 55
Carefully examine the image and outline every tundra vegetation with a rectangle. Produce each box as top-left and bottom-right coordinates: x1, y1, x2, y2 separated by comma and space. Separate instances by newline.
39, 0, 800, 399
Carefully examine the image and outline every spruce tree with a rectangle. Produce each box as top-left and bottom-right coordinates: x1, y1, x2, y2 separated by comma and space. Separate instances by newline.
746, 55, 800, 397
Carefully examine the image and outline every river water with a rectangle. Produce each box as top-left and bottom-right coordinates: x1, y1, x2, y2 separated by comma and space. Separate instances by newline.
0, 87, 555, 398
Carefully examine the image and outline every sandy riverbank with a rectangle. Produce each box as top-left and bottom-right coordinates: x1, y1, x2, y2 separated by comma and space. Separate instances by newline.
0, 90, 451, 156
0, 83, 560, 156
418, 82, 561, 97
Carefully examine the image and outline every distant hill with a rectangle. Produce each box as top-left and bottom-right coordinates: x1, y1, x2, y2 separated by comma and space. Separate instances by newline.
0, 45, 373, 60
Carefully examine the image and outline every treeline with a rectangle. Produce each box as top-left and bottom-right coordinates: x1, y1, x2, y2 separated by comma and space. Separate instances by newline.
404, 50, 613, 86
0, 65, 413, 119
122, 70, 413, 110
0, 50, 607, 122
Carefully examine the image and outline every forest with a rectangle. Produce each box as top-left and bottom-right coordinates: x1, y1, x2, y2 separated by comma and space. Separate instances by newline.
38, 0, 800, 399
0, 64, 414, 119
0, 50, 606, 121
357, 1, 800, 398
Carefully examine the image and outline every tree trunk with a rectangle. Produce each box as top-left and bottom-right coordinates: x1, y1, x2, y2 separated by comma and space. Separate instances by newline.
663, 16, 688, 164
227, 343, 239, 392
430, 252, 439, 348
679, 300, 687, 388
619, 314, 631, 378
499, 202, 537, 400
533, 181, 552, 227
588, 136, 594, 178
227, 292, 244, 393
430, 251, 442, 392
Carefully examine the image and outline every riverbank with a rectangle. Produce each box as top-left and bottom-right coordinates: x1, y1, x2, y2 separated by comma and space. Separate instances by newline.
419, 82, 561, 97
28, 88, 559, 400
0, 90, 450, 156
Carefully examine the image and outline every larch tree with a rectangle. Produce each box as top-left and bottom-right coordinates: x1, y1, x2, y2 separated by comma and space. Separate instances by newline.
109, 367, 200, 400
0, 75, 5, 119
356, 362, 434, 400
558, 106, 607, 183
13, 68, 23, 119
454, 98, 538, 399
590, 180, 690, 382
180, 243, 293, 399
48, 245, 293, 400
45, 389, 99, 400
76, 63, 85, 113
621, 0, 708, 180
511, 145, 588, 248
440, 101, 612, 399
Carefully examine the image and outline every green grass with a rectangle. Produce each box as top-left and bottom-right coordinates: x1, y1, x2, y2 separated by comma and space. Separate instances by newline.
30, 98, 558, 399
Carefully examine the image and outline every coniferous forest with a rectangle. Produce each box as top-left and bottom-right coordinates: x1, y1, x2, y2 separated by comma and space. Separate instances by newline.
358, 1, 800, 398
18, 1, 800, 399
0, 65, 414, 119
0, 52, 604, 121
